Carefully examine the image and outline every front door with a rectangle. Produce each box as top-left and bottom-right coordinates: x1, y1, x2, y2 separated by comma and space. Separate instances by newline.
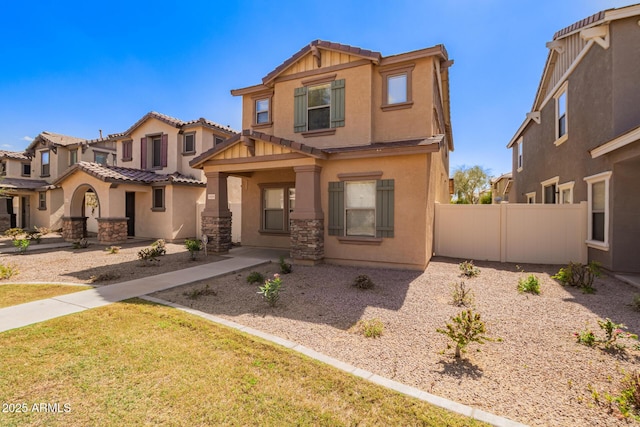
125, 192, 135, 236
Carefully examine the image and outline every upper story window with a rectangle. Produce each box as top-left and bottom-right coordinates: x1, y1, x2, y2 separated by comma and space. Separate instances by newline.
41, 150, 50, 177
141, 134, 167, 170
122, 140, 133, 162
94, 151, 108, 165
183, 132, 195, 154
69, 149, 78, 166
517, 138, 523, 172
0, 161, 6, 176
22, 163, 31, 177
380, 64, 414, 111
214, 136, 224, 146
554, 83, 568, 145
256, 99, 269, 124
293, 78, 345, 135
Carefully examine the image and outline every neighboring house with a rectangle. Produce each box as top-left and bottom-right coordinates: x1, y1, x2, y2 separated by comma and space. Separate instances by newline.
53, 112, 237, 243
0, 131, 117, 232
507, 4, 640, 272
490, 172, 512, 203
190, 40, 454, 270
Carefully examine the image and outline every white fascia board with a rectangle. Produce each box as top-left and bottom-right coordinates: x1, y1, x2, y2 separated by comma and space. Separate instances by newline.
590, 126, 640, 158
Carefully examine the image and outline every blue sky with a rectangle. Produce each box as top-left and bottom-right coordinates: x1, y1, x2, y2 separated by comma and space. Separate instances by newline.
0, 0, 633, 177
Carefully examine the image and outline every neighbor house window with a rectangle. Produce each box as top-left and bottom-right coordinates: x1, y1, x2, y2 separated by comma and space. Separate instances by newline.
585, 171, 611, 249
293, 78, 345, 134
541, 177, 559, 204
122, 140, 133, 162
328, 177, 394, 240
260, 184, 295, 233
517, 138, 523, 171
94, 151, 108, 165
141, 135, 167, 170
183, 132, 195, 154
21, 163, 31, 177
38, 192, 46, 210
69, 149, 78, 166
152, 187, 165, 211
40, 151, 50, 177
554, 83, 568, 145
558, 181, 574, 204
380, 64, 414, 111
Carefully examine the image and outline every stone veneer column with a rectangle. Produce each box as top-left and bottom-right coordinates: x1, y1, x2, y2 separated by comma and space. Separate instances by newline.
97, 217, 128, 245
0, 197, 11, 232
201, 172, 232, 253
62, 216, 87, 241
290, 165, 324, 264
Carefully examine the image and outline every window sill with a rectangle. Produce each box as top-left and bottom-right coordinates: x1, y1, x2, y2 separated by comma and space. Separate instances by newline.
122, 158, 132, 162
37, 207, 47, 211
252, 122, 273, 129
336, 236, 383, 245
302, 129, 336, 138
554, 134, 568, 146
181, 151, 195, 156
40, 175, 50, 178
381, 101, 413, 112
259, 229, 290, 236
517, 167, 523, 173
151, 207, 166, 212
586, 240, 609, 251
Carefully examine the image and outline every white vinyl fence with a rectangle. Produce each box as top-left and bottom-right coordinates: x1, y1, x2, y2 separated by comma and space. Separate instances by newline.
434, 202, 588, 265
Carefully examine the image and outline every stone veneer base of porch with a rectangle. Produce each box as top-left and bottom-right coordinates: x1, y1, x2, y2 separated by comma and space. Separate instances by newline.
97, 218, 128, 245
62, 217, 87, 241
290, 218, 324, 262
202, 214, 232, 253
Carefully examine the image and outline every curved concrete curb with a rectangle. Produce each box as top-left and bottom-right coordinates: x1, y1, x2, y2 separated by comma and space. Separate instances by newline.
142, 295, 529, 427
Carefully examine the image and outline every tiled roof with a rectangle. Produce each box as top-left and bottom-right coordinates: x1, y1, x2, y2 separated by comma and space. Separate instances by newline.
553, 10, 606, 40
183, 117, 238, 134
0, 177, 50, 190
27, 131, 86, 152
0, 150, 29, 160
120, 111, 186, 136
262, 40, 382, 85
55, 161, 205, 186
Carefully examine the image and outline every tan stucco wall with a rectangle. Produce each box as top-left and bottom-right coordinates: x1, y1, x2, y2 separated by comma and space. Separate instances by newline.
321, 154, 431, 269
115, 119, 179, 173
372, 57, 436, 142
170, 185, 205, 240
5, 159, 25, 178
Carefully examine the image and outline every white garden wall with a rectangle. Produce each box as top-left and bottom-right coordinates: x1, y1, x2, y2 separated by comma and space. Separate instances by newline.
434, 202, 588, 265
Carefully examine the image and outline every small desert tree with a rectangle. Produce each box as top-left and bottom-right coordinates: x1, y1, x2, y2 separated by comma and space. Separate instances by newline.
452, 165, 491, 204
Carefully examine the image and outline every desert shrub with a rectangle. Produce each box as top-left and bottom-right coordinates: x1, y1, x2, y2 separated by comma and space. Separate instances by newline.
89, 272, 121, 283
25, 230, 42, 243
616, 370, 640, 421
185, 239, 202, 260
137, 240, 166, 265
0, 263, 18, 279
450, 281, 474, 307
459, 260, 480, 278
278, 255, 292, 274
575, 318, 638, 350
631, 294, 640, 312
4, 228, 24, 240
13, 238, 30, 254
356, 318, 384, 338
518, 274, 541, 295
183, 284, 217, 300
257, 273, 282, 306
436, 309, 497, 358
575, 328, 597, 347
104, 246, 121, 254
246, 271, 265, 284
552, 261, 601, 294
352, 274, 375, 290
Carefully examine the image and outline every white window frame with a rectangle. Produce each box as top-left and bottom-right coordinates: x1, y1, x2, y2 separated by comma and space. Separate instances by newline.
526, 192, 536, 204
541, 176, 559, 204
255, 98, 270, 125
307, 83, 331, 131
344, 180, 376, 237
386, 73, 408, 105
554, 82, 568, 146
584, 171, 611, 251
558, 181, 574, 204
516, 137, 523, 172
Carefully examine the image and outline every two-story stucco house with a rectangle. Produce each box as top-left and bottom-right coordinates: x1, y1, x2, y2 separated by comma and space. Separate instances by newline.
507, 4, 640, 273
191, 40, 454, 270
0, 131, 116, 232
53, 111, 237, 244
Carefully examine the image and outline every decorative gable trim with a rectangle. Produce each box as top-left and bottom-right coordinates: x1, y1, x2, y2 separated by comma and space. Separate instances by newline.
580, 24, 609, 50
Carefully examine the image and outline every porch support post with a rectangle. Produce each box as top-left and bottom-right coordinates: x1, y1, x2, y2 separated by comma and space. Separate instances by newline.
97, 217, 128, 245
0, 197, 11, 232
290, 165, 324, 264
202, 171, 232, 253
62, 216, 87, 241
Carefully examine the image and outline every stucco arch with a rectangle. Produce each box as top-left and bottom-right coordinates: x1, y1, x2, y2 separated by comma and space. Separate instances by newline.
69, 184, 102, 218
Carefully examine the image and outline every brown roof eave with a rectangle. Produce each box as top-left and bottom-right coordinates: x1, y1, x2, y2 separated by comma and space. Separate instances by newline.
230, 84, 272, 97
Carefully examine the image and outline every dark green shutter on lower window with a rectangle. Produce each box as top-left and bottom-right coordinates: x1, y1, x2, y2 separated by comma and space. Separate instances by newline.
376, 179, 394, 238
330, 79, 345, 128
328, 181, 344, 236
294, 87, 308, 132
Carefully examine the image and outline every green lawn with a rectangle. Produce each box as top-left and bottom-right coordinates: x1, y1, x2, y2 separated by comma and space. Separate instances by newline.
0, 299, 487, 426
0, 284, 92, 308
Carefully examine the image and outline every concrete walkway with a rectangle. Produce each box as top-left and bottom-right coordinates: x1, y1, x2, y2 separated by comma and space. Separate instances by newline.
0, 246, 527, 427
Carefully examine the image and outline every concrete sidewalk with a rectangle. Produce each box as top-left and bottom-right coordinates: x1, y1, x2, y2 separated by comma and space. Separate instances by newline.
0, 255, 269, 333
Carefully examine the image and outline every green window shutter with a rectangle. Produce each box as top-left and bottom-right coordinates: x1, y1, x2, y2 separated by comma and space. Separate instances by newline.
294, 86, 308, 132
330, 79, 345, 128
376, 179, 394, 238
328, 181, 344, 236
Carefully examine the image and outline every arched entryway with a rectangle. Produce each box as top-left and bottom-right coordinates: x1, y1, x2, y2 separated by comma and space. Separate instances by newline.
62, 184, 101, 241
